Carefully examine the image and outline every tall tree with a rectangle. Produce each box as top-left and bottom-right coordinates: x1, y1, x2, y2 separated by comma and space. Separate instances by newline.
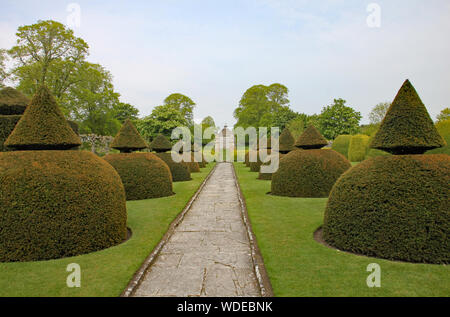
113, 102, 139, 123
233, 83, 290, 128
369, 102, 390, 125
201, 116, 215, 127
436, 107, 450, 123
8, 20, 88, 84
163, 93, 196, 126
318, 98, 362, 139
0, 49, 8, 88
136, 104, 188, 142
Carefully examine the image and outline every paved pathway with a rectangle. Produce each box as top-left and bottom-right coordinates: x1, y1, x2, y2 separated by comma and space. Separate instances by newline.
133, 163, 260, 297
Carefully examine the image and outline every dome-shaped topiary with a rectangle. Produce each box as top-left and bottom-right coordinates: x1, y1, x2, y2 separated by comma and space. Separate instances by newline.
184, 152, 201, 173
258, 153, 284, 180
104, 152, 173, 200
191, 143, 207, 168
5, 86, 81, 150
151, 134, 173, 153
331, 135, 352, 158
295, 125, 328, 149
348, 134, 370, 162
370, 79, 445, 154
0, 86, 29, 115
0, 85, 127, 262
110, 119, 147, 153
271, 149, 351, 197
279, 128, 294, 153
155, 152, 191, 182
0, 150, 127, 262
323, 154, 450, 263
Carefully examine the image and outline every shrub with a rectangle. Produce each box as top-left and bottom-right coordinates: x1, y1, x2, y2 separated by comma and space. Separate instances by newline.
67, 120, 79, 135
348, 134, 370, 162
0, 115, 21, 151
150, 134, 173, 152
104, 152, 173, 200
249, 149, 272, 172
110, 119, 147, 153
279, 128, 295, 153
0, 150, 127, 262
0, 87, 29, 115
155, 152, 191, 182
295, 125, 328, 149
258, 153, 284, 180
371, 79, 445, 154
331, 135, 352, 158
426, 120, 450, 155
5, 86, 81, 150
271, 149, 351, 197
323, 154, 450, 264
184, 153, 200, 173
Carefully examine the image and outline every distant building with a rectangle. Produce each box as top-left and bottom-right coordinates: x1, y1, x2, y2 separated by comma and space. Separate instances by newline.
215, 125, 234, 161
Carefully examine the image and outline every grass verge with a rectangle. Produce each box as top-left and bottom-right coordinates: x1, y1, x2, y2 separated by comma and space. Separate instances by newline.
0, 163, 215, 297
234, 162, 450, 296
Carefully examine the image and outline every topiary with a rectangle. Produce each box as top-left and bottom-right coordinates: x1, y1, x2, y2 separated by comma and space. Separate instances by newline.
191, 143, 206, 168
185, 152, 201, 173
323, 155, 450, 263
294, 125, 328, 149
155, 152, 192, 182
150, 134, 173, 153
250, 137, 273, 172
272, 125, 351, 197
271, 149, 351, 197
104, 152, 173, 200
323, 79, 449, 264
67, 120, 80, 135
331, 135, 352, 158
426, 120, 450, 155
5, 87, 81, 150
110, 119, 147, 153
258, 153, 284, 180
0, 115, 21, 152
370, 79, 445, 154
279, 128, 295, 154
0, 85, 127, 262
348, 134, 370, 162
0, 87, 29, 115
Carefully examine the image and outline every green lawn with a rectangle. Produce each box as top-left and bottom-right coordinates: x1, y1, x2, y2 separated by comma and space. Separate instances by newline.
0, 164, 215, 297
234, 162, 450, 297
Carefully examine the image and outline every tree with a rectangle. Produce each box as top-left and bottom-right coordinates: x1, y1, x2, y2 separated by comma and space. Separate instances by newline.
136, 104, 188, 142
8, 20, 88, 84
318, 98, 362, 139
436, 107, 450, 122
369, 102, 390, 125
163, 93, 195, 126
113, 102, 139, 123
201, 116, 215, 127
0, 49, 8, 88
234, 83, 290, 128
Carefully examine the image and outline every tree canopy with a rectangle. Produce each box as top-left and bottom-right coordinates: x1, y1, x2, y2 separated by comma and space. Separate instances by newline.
369, 102, 390, 125
163, 93, 195, 127
317, 98, 362, 139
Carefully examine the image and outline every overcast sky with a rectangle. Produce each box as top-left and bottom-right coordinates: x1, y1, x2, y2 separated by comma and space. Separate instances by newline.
1, 0, 449, 127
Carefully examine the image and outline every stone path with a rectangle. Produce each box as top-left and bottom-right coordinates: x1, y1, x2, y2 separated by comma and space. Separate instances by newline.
133, 162, 260, 297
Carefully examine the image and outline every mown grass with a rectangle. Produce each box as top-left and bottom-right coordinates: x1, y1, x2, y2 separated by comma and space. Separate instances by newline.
234, 162, 450, 297
0, 163, 215, 297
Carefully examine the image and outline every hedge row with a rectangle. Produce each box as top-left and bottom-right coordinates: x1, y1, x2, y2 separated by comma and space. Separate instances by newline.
331, 135, 351, 158
348, 134, 370, 162
155, 152, 191, 182
323, 154, 450, 264
0, 150, 127, 262
104, 152, 173, 200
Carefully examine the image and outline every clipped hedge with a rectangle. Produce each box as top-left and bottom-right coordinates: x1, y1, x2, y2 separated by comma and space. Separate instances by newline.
0, 150, 127, 262
249, 149, 272, 172
271, 149, 351, 197
348, 134, 370, 162
155, 152, 191, 182
426, 120, 450, 155
184, 153, 200, 173
0, 87, 29, 115
104, 152, 173, 200
331, 135, 352, 158
0, 115, 21, 152
258, 153, 284, 180
323, 154, 450, 264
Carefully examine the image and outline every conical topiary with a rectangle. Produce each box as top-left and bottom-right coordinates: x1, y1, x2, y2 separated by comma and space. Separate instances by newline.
295, 125, 328, 149
371, 79, 445, 154
4, 85, 81, 150
279, 128, 295, 153
110, 119, 148, 153
0, 86, 30, 115
150, 134, 173, 153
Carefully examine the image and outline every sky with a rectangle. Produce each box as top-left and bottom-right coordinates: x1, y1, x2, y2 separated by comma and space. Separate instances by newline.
1, 0, 449, 127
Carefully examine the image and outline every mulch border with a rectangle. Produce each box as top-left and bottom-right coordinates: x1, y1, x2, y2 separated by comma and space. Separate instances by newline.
120, 163, 218, 297
231, 163, 274, 297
